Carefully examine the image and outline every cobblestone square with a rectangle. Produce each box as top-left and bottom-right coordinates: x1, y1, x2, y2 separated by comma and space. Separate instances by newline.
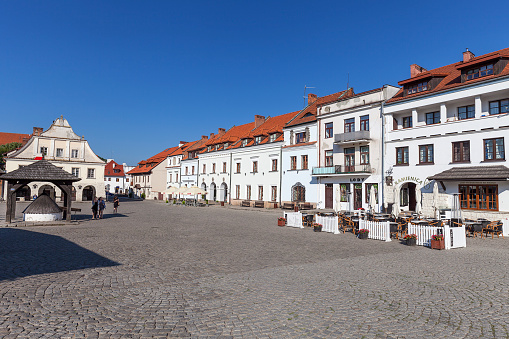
1, 200, 509, 338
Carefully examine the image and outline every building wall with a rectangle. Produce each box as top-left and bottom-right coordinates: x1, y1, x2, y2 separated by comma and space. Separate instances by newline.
197, 151, 231, 202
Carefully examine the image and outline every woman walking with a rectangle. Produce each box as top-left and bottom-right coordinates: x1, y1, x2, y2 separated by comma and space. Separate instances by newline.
98, 197, 106, 219
113, 195, 119, 213
91, 197, 98, 220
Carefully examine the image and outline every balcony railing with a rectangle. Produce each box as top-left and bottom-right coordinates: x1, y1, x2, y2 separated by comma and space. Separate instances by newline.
312, 164, 372, 176
334, 130, 370, 143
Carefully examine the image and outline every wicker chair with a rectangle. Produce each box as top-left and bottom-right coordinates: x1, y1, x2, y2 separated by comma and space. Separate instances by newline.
484, 221, 504, 239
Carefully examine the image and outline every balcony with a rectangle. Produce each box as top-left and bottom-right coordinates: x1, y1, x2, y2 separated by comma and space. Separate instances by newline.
334, 130, 370, 144
312, 164, 372, 176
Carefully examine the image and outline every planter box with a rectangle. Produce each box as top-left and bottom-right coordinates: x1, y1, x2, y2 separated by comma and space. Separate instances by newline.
406, 238, 417, 246
313, 226, 322, 232
220, 201, 225, 206
430, 239, 445, 250
278, 219, 286, 227
358, 232, 368, 239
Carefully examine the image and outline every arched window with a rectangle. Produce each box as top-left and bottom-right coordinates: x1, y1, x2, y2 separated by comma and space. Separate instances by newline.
291, 183, 305, 202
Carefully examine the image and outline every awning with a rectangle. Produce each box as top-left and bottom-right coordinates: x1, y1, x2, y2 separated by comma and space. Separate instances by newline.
428, 165, 509, 181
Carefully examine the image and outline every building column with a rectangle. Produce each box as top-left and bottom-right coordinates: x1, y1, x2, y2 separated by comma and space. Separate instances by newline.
440, 104, 447, 123
412, 110, 418, 127
475, 95, 482, 118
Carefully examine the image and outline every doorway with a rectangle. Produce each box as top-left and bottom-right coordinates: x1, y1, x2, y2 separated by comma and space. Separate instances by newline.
400, 182, 416, 211
325, 183, 333, 209
354, 183, 362, 210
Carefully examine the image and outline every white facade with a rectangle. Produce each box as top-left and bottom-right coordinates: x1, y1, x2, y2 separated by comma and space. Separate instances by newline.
384, 75, 509, 219
166, 153, 183, 190
180, 158, 199, 188
4, 116, 105, 201
314, 86, 399, 211
197, 150, 231, 203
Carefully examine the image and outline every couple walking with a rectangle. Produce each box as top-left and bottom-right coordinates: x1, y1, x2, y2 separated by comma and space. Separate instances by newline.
91, 195, 119, 219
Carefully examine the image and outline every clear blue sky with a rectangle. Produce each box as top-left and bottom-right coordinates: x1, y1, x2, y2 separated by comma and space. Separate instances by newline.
1, 0, 508, 165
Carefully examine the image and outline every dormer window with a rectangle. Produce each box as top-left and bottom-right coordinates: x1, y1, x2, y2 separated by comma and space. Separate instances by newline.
241, 139, 248, 147
406, 81, 428, 95
224, 142, 228, 148
254, 136, 263, 145
215, 144, 220, 150
466, 64, 493, 80
269, 134, 277, 142
295, 132, 306, 144
208, 145, 212, 152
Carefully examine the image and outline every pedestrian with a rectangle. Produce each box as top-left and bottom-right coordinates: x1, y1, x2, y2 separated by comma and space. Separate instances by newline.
98, 197, 106, 219
91, 197, 98, 220
113, 195, 119, 213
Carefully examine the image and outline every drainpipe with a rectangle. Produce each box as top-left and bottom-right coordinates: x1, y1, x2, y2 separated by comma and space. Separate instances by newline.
229, 151, 232, 205
279, 143, 283, 208
380, 85, 387, 213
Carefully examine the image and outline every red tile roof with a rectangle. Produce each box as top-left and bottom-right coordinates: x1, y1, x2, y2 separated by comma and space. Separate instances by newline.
104, 160, 125, 177
127, 146, 179, 175
0, 132, 31, 146
285, 89, 352, 128
388, 47, 509, 104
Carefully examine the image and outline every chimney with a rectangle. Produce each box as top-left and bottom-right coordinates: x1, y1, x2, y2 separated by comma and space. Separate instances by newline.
308, 93, 318, 105
209, 133, 215, 139
410, 64, 427, 78
33, 127, 43, 136
218, 128, 226, 135
201, 135, 208, 140
254, 115, 266, 128
463, 48, 475, 63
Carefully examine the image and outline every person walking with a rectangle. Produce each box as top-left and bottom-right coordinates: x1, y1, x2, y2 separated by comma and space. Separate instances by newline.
91, 197, 98, 220
113, 195, 119, 213
98, 197, 106, 219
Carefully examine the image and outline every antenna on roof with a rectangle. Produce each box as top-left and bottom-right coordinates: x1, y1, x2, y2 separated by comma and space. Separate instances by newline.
347, 73, 350, 91
303, 85, 315, 108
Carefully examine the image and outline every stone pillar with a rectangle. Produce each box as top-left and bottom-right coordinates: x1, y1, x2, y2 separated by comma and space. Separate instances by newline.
412, 110, 418, 127
440, 104, 447, 123
475, 96, 482, 118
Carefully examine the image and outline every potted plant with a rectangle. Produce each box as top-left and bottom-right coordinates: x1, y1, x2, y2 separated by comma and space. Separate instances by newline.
403, 234, 417, 246
278, 217, 286, 226
430, 234, 445, 250
358, 229, 369, 239
313, 222, 322, 232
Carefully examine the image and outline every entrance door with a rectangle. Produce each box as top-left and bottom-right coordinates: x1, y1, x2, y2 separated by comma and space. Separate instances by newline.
408, 182, 416, 211
325, 184, 333, 209
354, 183, 362, 210
344, 147, 355, 172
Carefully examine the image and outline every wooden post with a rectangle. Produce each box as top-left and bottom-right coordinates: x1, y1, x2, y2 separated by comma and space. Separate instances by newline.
60, 184, 72, 221
6, 181, 14, 223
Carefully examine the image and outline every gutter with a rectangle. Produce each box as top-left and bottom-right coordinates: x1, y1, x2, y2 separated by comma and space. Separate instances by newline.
380, 85, 387, 213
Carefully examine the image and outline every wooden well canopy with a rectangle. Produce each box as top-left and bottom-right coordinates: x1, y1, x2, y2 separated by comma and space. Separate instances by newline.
0, 160, 81, 222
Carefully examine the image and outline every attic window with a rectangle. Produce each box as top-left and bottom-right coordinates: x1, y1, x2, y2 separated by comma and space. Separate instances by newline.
466, 64, 493, 80
269, 134, 277, 142
241, 139, 248, 147
215, 144, 220, 150
303, 113, 313, 118
224, 142, 228, 148
208, 145, 212, 151
406, 81, 428, 95
254, 136, 263, 145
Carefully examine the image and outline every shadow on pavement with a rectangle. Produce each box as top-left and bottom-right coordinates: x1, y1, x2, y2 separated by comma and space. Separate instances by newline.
0, 228, 120, 281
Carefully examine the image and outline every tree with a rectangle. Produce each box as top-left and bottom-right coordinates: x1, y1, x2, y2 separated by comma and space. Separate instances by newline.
0, 142, 22, 170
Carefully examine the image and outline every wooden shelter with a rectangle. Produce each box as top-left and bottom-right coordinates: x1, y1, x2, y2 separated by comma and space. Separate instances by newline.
0, 160, 81, 222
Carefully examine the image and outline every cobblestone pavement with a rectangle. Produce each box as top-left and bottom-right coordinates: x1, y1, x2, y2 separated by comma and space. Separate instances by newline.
1, 200, 509, 338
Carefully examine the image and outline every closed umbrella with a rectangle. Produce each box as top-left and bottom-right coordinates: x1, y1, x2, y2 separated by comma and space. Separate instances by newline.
432, 181, 439, 218
392, 185, 401, 218
335, 185, 341, 212
415, 185, 422, 215
369, 186, 377, 213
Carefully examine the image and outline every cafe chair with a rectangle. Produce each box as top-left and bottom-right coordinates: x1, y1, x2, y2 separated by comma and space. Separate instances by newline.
484, 221, 504, 239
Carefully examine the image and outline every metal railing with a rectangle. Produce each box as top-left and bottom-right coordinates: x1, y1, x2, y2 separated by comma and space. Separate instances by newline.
312, 164, 371, 175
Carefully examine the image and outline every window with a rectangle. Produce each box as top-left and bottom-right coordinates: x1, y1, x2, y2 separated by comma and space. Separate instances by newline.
466, 64, 493, 80
126, 178, 129, 182
271, 186, 277, 201
254, 136, 263, 145
258, 186, 263, 200
71, 149, 78, 158
236, 185, 240, 199
301, 155, 308, 170
452, 141, 470, 163
185, 167, 188, 175
290, 156, 297, 170
489, 99, 509, 115
40, 147, 48, 155
360, 115, 369, 131
325, 123, 333, 138
344, 148, 355, 171
458, 105, 475, 120
108, 178, 111, 181
246, 185, 251, 200
114, 169, 120, 173
340, 183, 350, 202
460, 185, 498, 211
269, 134, 277, 142
71, 168, 79, 177
295, 132, 306, 144
271, 159, 278, 171
87, 168, 95, 178
407, 81, 428, 94
402, 116, 412, 128
396, 147, 409, 165
176, 174, 178, 182
212, 163, 216, 173
484, 138, 505, 161
360, 146, 369, 165
192, 166, 195, 175
252, 161, 258, 173
419, 144, 434, 164
56, 148, 63, 157
222, 162, 227, 173
169, 174, 172, 182
291, 183, 306, 202
364, 183, 378, 204
344, 118, 355, 133
426, 112, 440, 125
116, 178, 119, 182
325, 150, 333, 167
236, 163, 241, 173
241, 139, 248, 147
203, 164, 206, 174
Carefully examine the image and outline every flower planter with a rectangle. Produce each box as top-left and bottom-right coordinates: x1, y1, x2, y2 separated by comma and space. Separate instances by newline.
313, 225, 322, 232
358, 232, 368, 239
406, 238, 417, 246
220, 201, 225, 206
430, 239, 445, 250
278, 219, 286, 227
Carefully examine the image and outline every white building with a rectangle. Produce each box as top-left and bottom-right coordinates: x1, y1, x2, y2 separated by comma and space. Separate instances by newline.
4, 116, 105, 201
383, 47, 509, 220
180, 136, 209, 190
313, 86, 399, 211
104, 159, 133, 194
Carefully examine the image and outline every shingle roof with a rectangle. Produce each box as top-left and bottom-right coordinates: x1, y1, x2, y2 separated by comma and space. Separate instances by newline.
428, 165, 509, 181
0, 132, 31, 146
0, 160, 81, 181
104, 160, 125, 177
23, 194, 62, 214
388, 47, 509, 104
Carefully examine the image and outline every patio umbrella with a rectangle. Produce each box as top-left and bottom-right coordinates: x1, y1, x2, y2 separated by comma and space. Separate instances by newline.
415, 185, 422, 215
335, 185, 341, 212
184, 186, 206, 195
369, 186, 377, 213
432, 181, 439, 218
165, 186, 179, 195
392, 185, 400, 218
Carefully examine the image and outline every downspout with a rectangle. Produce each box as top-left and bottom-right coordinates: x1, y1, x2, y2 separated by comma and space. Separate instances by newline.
229, 151, 233, 204
279, 142, 283, 208
380, 85, 387, 213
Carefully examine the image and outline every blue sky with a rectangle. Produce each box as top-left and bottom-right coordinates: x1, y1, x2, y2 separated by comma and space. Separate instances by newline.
1, 0, 508, 165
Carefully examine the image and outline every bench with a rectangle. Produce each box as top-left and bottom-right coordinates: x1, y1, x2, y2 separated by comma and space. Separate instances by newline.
59, 206, 82, 213
282, 203, 295, 210
241, 200, 251, 207
254, 201, 264, 208
299, 203, 313, 210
